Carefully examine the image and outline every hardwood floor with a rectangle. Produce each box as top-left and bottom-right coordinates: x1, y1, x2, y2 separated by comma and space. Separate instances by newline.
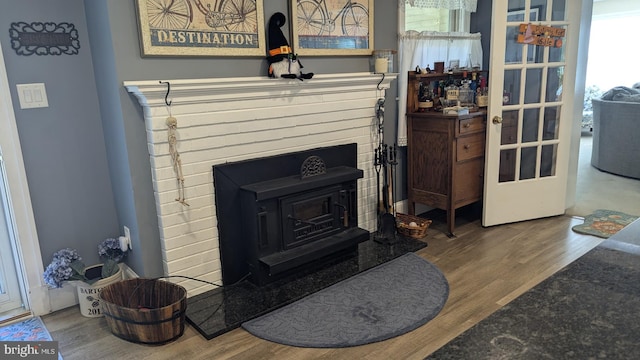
43, 214, 603, 360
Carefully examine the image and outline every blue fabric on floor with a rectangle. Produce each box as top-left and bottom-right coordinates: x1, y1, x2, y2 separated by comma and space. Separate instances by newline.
0, 316, 63, 359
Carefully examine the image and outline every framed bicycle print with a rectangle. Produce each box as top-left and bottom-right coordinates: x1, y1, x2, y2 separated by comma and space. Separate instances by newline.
290, 0, 373, 56
135, 0, 266, 57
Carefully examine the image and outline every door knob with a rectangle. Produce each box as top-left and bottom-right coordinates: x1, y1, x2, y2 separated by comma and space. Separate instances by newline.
492, 116, 503, 124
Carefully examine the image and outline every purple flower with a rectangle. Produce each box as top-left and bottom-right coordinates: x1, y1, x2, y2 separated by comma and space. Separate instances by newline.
43, 238, 128, 288
98, 238, 127, 263
43, 248, 82, 288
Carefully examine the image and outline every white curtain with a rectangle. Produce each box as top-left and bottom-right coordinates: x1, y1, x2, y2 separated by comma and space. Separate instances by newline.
399, 0, 477, 12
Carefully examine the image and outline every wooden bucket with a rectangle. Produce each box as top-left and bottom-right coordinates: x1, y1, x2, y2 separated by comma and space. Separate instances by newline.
100, 278, 187, 345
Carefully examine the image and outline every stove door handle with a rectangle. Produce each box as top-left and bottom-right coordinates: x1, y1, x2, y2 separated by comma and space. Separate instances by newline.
287, 214, 321, 226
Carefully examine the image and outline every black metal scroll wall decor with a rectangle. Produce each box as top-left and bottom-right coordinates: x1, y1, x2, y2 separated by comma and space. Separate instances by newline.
9, 22, 80, 56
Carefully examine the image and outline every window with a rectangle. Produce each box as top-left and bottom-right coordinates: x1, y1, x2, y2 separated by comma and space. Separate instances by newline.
402, 6, 471, 33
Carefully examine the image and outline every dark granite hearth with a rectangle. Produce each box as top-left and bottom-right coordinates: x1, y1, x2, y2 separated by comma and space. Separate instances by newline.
185, 234, 428, 340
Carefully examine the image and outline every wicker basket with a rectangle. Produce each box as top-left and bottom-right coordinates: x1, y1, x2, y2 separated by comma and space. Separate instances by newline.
396, 213, 432, 239
100, 278, 187, 345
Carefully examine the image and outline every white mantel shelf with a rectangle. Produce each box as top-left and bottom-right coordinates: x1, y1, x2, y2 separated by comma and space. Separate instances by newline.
124, 72, 397, 109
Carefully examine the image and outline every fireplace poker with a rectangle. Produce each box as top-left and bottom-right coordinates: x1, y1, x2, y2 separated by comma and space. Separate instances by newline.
373, 98, 397, 243
374, 147, 383, 215
381, 143, 390, 214
389, 143, 398, 216
374, 97, 385, 216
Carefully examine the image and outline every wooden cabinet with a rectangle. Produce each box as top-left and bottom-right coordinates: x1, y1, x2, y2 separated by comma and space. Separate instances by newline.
406, 71, 487, 236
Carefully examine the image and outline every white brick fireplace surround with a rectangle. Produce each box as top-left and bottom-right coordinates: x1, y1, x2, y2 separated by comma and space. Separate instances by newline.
125, 72, 396, 296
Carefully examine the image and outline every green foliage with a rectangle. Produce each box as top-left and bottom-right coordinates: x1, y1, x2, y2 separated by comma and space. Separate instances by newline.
101, 259, 119, 279
584, 85, 604, 112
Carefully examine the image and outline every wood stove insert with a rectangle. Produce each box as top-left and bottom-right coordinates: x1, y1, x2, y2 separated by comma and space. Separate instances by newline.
213, 144, 370, 285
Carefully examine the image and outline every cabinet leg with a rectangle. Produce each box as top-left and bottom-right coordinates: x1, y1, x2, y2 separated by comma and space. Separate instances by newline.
447, 208, 456, 238
408, 201, 416, 215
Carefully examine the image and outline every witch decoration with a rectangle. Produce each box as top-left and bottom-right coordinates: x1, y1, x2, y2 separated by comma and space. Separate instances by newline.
266, 12, 313, 80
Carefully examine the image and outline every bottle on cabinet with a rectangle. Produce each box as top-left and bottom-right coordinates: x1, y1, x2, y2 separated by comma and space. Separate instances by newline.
470, 72, 478, 102
418, 82, 434, 111
458, 79, 474, 108
444, 75, 459, 108
411, 70, 489, 112
476, 75, 489, 107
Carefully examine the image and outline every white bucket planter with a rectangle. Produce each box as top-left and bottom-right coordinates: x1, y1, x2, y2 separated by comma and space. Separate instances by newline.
76, 264, 123, 317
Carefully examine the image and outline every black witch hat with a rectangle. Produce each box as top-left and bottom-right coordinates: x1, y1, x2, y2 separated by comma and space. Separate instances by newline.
266, 12, 291, 65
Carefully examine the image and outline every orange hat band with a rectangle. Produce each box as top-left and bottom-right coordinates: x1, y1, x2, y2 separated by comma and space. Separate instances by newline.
269, 46, 291, 56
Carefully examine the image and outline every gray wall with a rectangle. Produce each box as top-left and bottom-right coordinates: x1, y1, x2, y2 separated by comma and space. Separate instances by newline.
1, 0, 489, 277
0, 0, 119, 268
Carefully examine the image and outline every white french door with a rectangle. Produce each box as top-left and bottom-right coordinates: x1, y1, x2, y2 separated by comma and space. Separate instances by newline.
483, 0, 585, 226
0, 156, 24, 314
0, 39, 48, 316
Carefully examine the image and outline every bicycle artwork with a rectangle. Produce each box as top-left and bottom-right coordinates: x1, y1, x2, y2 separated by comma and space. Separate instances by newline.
291, 0, 373, 56
135, 0, 266, 56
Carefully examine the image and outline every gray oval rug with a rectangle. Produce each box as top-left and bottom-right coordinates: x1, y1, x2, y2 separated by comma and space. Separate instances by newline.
241, 252, 449, 348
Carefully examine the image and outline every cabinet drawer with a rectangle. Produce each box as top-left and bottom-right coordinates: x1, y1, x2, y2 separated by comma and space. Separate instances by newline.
458, 116, 486, 135
457, 134, 485, 162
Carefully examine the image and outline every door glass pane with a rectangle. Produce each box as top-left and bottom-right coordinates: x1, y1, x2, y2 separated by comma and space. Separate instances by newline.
499, 149, 517, 183
524, 68, 542, 104
1, 165, 11, 299
546, 66, 564, 102
504, 69, 521, 105
520, 146, 538, 180
549, 26, 566, 62
527, 43, 545, 64
501, 110, 519, 145
543, 106, 560, 140
532, 0, 548, 21
508, 0, 526, 15
505, 26, 523, 64
551, 0, 567, 21
1, 161, 24, 312
526, 0, 545, 65
522, 108, 540, 143
540, 144, 557, 177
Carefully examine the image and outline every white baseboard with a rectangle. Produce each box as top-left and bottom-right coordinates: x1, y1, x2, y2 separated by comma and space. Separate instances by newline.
123, 265, 139, 279
47, 282, 78, 313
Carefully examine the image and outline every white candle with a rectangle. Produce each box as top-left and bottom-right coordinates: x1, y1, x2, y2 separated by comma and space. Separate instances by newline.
375, 58, 388, 73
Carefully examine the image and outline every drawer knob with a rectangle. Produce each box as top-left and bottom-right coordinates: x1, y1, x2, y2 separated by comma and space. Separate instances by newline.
464, 144, 470, 150
463, 123, 471, 128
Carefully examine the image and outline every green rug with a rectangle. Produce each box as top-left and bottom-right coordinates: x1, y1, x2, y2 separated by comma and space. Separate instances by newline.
572, 209, 639, 238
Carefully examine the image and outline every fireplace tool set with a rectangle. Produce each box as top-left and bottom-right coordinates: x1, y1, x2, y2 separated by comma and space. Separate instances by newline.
374, 97, 399, 244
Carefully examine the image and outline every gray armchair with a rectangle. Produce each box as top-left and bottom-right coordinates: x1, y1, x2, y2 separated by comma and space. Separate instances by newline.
591, 95, 640, 179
